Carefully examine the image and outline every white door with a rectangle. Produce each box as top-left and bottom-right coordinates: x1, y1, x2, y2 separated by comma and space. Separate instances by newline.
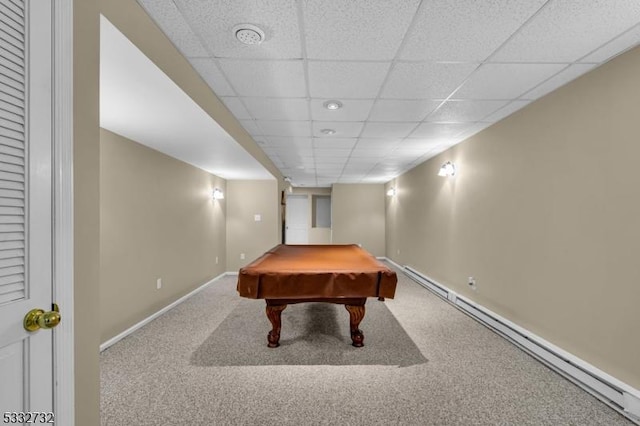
285, 195, 308, 244
0, 0, 56, 418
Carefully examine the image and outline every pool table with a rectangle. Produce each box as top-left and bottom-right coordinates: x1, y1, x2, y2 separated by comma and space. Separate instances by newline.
237, 244, 397, 348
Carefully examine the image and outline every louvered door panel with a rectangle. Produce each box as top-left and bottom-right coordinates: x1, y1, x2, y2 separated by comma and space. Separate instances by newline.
0, 0, 25, 306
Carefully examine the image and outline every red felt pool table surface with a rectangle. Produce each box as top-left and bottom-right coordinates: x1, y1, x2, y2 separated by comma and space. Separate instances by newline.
237, 244, 398, 348
237, 244, 397, 300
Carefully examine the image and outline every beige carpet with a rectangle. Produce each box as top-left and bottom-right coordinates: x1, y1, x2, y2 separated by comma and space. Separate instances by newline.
191, 298, 427, 367
100, 265, 633, 425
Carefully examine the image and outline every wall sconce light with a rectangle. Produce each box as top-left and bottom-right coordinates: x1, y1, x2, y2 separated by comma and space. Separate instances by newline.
386, 187, 396, 197
212, 188, 224, 200
437, 161, 456, 177
284, 176, 293, 193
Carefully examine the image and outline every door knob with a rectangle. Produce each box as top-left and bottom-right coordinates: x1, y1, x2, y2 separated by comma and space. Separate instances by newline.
24, 304, 61, 332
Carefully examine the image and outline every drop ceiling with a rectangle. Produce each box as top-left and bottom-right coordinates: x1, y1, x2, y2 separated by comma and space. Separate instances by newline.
135, 0, 640, 187
100, 16, 273, 180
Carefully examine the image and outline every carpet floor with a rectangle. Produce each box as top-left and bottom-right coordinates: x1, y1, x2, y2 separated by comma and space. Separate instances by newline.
100, 264, 633, 425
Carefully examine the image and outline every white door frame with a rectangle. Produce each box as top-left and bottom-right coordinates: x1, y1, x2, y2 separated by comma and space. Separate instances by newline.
52, 0, 75, 424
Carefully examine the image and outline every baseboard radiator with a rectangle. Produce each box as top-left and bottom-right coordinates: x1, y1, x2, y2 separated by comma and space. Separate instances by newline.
402, 265, 640, 424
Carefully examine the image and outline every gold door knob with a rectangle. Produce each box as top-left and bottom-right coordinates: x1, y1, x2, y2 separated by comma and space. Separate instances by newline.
24, 304, 61, 332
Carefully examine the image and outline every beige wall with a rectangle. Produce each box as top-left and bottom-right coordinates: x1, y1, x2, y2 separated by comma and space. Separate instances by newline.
386, 46, 640, 389
289, 187, 332, 244
226, 180, 279, 271
332, 184, 385, 257
74, 0, 100, 424
100, 129, 227, 342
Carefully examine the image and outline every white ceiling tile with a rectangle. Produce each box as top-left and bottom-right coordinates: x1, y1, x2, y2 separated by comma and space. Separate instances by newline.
370, 160, 405, 169
347, 155, 385, 165
491, 1, 640, 63
400, 0, 546, 62
302, 0, 420, 60
219, 60, 306, 97
314, 160, 348, 168
395, 139, 442, 151
315, 166, 345, 174
189, 58, 236, 96
356, 138, 402, 147
242, 98, 309, 120
220, 97, 252, 119
138, 0, 209, 57
274, 146, 314, 157
426, 100, 509, 122
312, 138, 357, 150
278, 153, 314, 162
369, 100, 442, 122
381, 62, 478, 99
312, 121, 364, 138
349, 153, 390, 161
351, 139, 400, 156
409, 122, 469, 139
455, 63, 566, 99
360, 122, 418, 138
581, 24, 640, 63
312, 149, 352, 157
522, 64, 596, 100
310, 99, 374, 122
387, 149, 429, 160
238, 119, 262, 135
174, 0, 301, 59
258, 120, 311, 137
343, 163, 375, 172
482, 100, 531, 123
338, 175, 365, 182
349, 151, 388, 161
290, 172, 316, 181
308, 61, 391, 98
264, 137, 313, 147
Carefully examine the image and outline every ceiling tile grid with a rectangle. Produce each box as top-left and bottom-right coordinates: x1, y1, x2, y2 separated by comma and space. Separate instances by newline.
135, 0, 640, 187
301, 0, 421, 61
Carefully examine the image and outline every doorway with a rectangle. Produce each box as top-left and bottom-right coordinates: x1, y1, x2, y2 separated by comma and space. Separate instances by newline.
285, 195, 308, 244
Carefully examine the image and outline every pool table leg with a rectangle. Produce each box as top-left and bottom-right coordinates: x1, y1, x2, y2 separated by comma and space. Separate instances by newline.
345, 304, 365, 347
266, 304, 287, 348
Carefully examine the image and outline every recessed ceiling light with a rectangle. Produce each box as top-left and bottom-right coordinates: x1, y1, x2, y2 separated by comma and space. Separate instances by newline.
233, 24, 265, 45
320, 128, 336, 135
323, 100, 342, 110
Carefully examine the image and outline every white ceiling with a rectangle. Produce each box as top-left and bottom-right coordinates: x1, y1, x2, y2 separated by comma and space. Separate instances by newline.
100, 16, 273, 180
133, 0, 640, 187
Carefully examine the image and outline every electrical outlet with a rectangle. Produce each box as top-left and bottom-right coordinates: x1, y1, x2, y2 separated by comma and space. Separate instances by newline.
468, 277, 477, 290
215, 256, 219, 264
156, 278, 162, 290
240, 253, 245, 260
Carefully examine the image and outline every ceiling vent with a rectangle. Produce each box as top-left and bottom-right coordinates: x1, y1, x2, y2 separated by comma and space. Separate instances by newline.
233, 24, 265, 45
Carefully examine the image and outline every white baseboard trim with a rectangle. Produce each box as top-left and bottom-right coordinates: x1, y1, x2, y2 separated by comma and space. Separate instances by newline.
100, 272, 230, 352
402, 265, 640, 424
